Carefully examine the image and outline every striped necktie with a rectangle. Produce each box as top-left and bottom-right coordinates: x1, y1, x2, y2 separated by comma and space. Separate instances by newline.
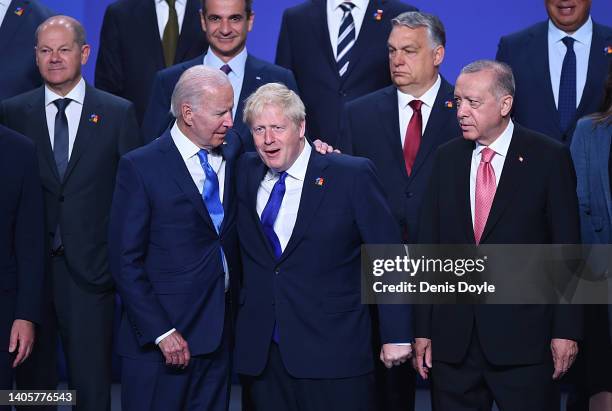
336, 2, 356, 77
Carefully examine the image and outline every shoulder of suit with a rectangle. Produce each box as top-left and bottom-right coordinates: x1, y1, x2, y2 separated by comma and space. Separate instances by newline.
320, 151, 375, 174
0, 124, 35, 152
346, 86, 393, 112
386, 1, 419, 13
514, 123, 568, 155
593, 21, 612, 37
499, 20, 547, 45
282, 1, 314, 19
157, 55, 202, 80
247, 54, 292, 76
26, 0, 55, 20
0, 87, 42, 110
87, 86, 133, 109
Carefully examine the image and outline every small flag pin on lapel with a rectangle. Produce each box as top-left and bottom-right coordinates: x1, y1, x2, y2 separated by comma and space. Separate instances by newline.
14, 7, 24, 16
605, 46, 612, 55
444, 100, 454, 108
89, 114, 100, 124
315, 177, 325, 186
373, 9, 383, 21
255, 76, 262, 80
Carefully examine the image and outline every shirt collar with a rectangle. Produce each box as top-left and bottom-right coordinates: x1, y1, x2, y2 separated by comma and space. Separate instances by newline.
155, 0, 186, 6
476, 119, 514, 158
170, 122, 203, 161
548, 15, 592, 45
44, 77, 86, 107
265, 142, 312, 182
331, 0, 368, 11
203, 46, 248, 78
397, 75, 441, 109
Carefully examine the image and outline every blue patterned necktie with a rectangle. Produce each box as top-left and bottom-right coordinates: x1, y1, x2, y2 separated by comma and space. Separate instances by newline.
260, 171, 288, 343
336, 2, 356, 77
558, 36, 576, 134
197, 149, 224, 232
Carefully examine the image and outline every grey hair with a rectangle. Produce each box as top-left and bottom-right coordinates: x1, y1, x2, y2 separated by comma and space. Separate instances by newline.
243, 83, 305, 127
36, 15, 87, 47
460, 60, 515, 98
391, 11, 446, 48
170, 66, 232, 118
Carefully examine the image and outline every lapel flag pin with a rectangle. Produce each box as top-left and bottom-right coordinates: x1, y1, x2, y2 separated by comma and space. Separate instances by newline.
445, 100, 454, 108
605, 46, 612, 55
14, 7, 24, 16
315, 177, 325, 186
89, 114, 100, 124
373, 9, 383, 21
255, 76, 262, 80
518, 156, 524, 162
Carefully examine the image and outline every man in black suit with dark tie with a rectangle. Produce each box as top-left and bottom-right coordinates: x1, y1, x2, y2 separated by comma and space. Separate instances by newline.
0, 16, 142, 411
339, 11, 460, 411
496, 0, 612, 144
275, 0, 416, 146
0, 124, 44, 411
413, 60, 582, 410
0, 0, 54, 100
95, 0, 208, 123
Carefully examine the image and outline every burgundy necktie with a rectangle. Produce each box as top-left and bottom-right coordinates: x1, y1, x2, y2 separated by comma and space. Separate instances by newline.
220, 64, 232, 75
403, 100, 423, 176
474, 147, 497, 244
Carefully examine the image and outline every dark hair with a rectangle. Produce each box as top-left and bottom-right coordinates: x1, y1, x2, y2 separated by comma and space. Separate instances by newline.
591, 63, 612, 125
201, 0, 253, 16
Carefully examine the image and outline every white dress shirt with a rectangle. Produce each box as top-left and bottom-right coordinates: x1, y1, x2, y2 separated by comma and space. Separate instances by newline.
45, 78, 86, 158
469, 120, 514, 227
256, 143, 311, 251
203, 47, 248, 120
157, 122, 229, 345
327, 0, 368, 58
548, 17, 592, 108
0, 0, 9, 28
397, 75, 441, 146
155, 0, 187, 39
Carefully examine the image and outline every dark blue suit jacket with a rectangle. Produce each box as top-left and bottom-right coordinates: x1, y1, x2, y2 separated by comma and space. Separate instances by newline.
95, 0, 208, 123
0, 125, 44, 358
0, 0, 54, 101
141, 53, 299, 150
496, 20, 612, 143
339, 78, 460, 242
275, 0, 416, 145
109, 130, 242, 362
234, 150, 412, 378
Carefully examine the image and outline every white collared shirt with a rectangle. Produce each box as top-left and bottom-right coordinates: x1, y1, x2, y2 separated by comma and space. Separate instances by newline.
45, 78, 86, 159
469, 120, 514, 227
548, 16, 592, 108
397, 75, 441, 146
0, 0, 9, 27
327, 0, 368, 58
203, 47, 248, 119
256, 143, 312, 252
154, 0, 187, 39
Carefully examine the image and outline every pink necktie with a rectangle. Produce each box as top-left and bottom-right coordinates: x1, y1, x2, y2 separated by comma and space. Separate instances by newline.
474, 147, 496, 244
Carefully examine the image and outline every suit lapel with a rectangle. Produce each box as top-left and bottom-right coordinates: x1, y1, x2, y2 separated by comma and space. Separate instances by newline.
480, 127, 528, 243
577, 23, 611, 118
247, 158, 276, 259
0, 0, 27, 51
596, 130, 612, 227
136, 0, 165, 68
376, 87, 405, 178
26, 88, 59, 181
456, 141, 475, 243
235, 55, 265, 136
175, 0, 201, 62
309, 0, 338, 77
279, 151, 328, 262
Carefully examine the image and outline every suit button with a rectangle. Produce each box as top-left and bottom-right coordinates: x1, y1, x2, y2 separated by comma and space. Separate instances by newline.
59, 195, 64, 202
274, 269, 280, 275
406, 192, 413, 198
338, 90, 347, 97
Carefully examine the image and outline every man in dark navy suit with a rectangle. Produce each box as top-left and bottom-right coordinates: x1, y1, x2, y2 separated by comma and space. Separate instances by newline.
95, 0, 208, 123
234, 83, 412, 411
109, 66, 241, 411
0, 16, 142, 411
142, 0, 298, 150
275, 0, 416, 146
496, 0, 612, 144
0, 0, 54, 100
0, 124, 44, 411
339, 11, 460, 411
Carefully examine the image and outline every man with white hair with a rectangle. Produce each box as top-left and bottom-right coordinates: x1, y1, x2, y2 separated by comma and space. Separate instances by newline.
109, 65, 241, 411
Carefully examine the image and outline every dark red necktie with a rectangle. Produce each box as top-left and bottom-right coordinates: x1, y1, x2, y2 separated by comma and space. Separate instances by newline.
403, 99, 423, 176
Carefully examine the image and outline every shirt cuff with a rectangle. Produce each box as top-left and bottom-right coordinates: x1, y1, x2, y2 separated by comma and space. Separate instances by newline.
155, 328, 176, 345
391, 343, 412, 346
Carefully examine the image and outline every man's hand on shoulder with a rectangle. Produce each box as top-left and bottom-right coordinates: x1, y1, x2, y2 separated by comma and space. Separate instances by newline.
312, 139, 340, 154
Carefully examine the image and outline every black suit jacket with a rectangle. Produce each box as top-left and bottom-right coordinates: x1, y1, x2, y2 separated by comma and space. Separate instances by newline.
496, 20, 612, 143
339, 78, 460, 241
95, 0, 208, 123
0, 124, 44, 352
275, 0, 416, 145
0, 84, 142, 292
141, 53, 298, 150
0, 0, 54, 101
416, 124, 583, 366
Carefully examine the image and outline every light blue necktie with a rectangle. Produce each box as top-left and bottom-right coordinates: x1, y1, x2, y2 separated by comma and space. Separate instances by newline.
197, 149, 224, 232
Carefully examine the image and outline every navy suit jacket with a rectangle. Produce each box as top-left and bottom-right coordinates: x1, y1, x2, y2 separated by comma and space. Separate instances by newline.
95, 0, 208, 123
339, 78, 460, 242
0, 85, 142, 292
141, 53, 299, 150
0, 0, 54, 101
570, 117, 612, 244
0, 125, 44, 355
496, 20, 612, 143
416, 124, 583, 365
109, 130, 242, 361
234, 150, 412, 378
275, 0, 416, 145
